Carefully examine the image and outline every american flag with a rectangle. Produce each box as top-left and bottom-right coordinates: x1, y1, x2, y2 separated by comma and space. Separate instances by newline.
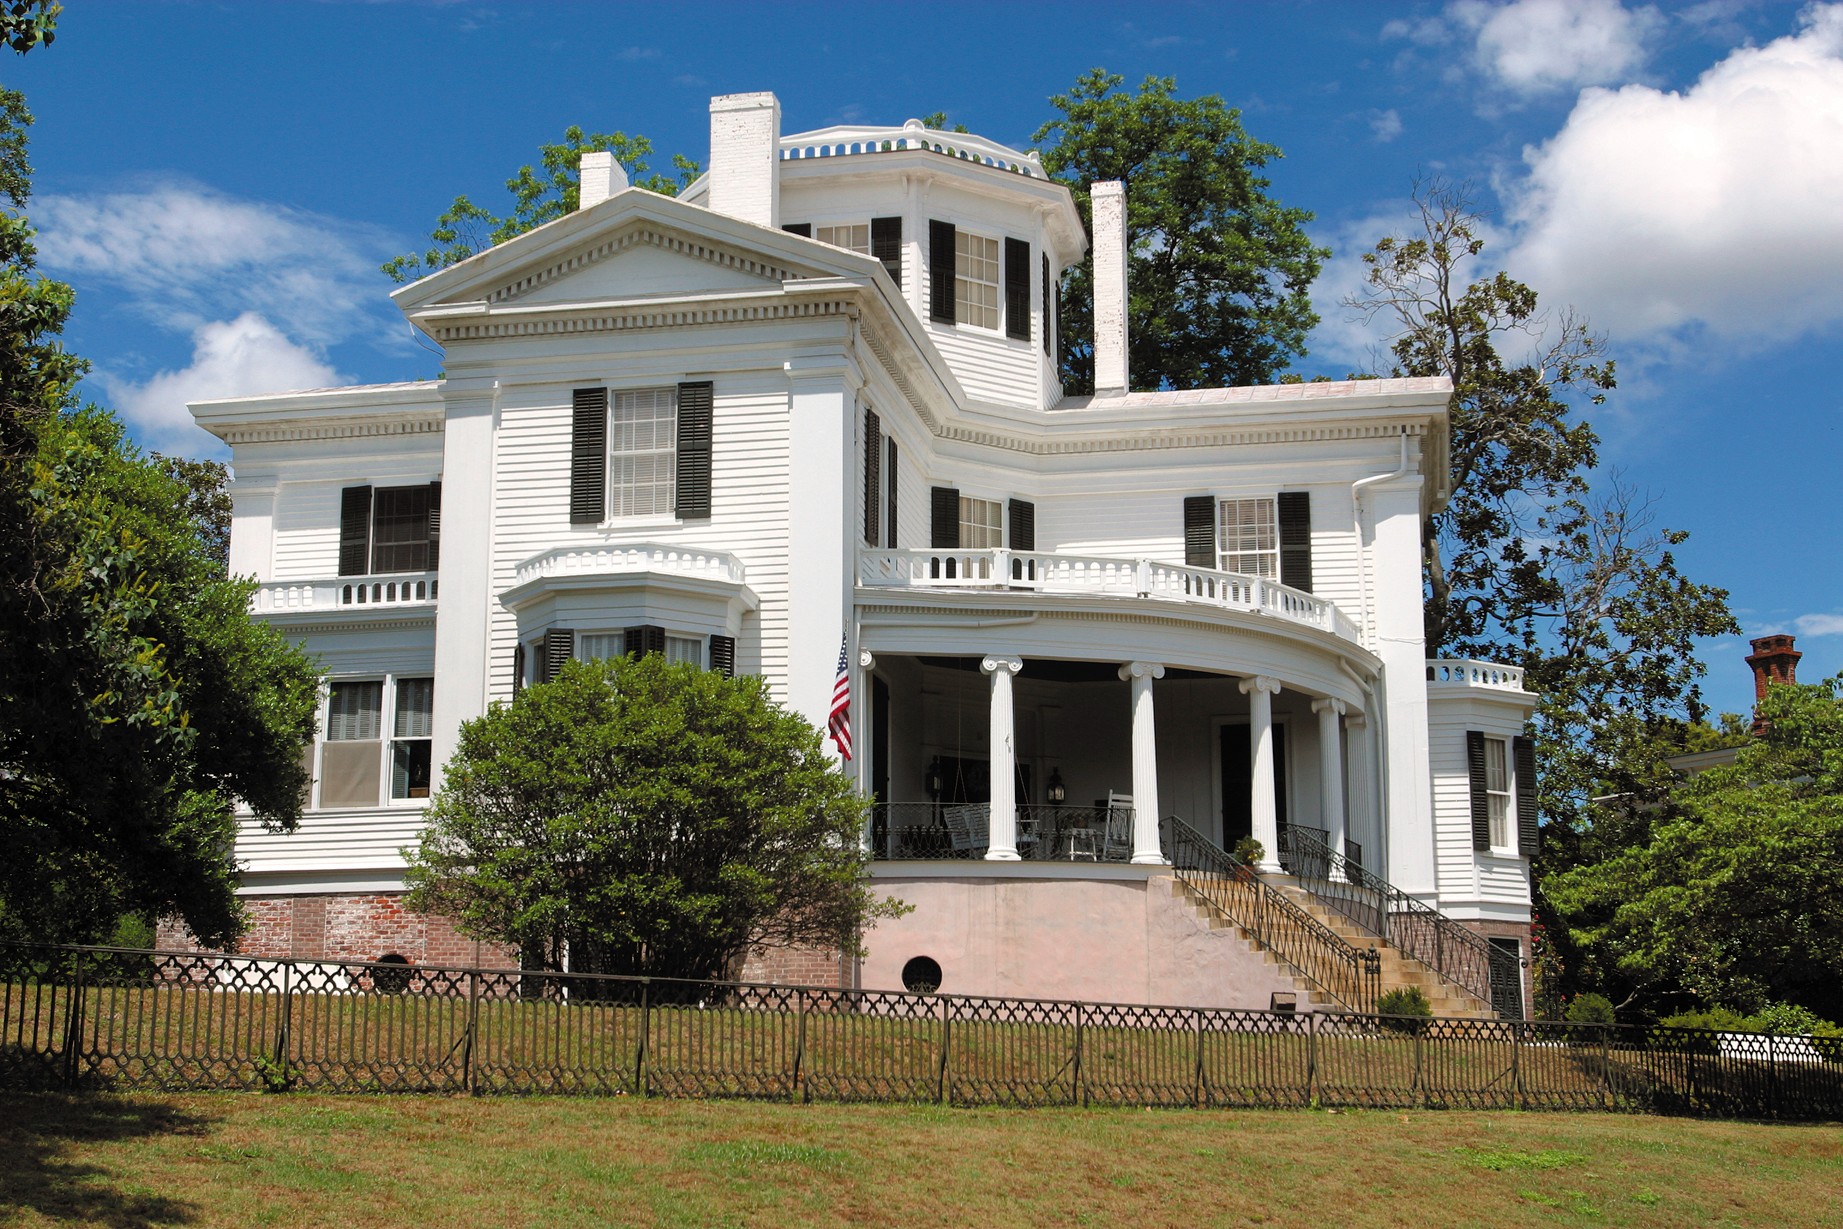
829, 634, 853, 760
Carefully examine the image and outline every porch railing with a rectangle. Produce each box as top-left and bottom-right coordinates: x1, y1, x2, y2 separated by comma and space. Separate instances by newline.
857, 549, 1360, 642
1160, 816, 1380, 1015
251, 573, 438, 614
868, 802, 1134, 863
1278, 827, 1500, 1016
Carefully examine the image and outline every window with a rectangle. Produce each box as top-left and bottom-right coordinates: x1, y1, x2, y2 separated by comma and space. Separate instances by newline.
577, 633, 622, 661
607, 387, 678, 517
665, 635, 703, 667
316, 677, 430, 809
391, 678, 434, 800
1485, 736, 1512, 849
954, 231, 1000, 329
340, 483, 441, 577
959, 496, 1002, 549
816, 223, 870, 254
1218, 498, 1278, 579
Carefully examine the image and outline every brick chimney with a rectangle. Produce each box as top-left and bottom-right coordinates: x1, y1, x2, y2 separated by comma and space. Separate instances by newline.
707, 92, 781, 230
577, 150, 628, 210
1746, 633, 1801, 734
1090, 179, 1129, 398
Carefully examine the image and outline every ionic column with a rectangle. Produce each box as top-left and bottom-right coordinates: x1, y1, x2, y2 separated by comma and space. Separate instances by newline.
1119, 661, 1166, 864
982, 655, 1024, 861
858, 647, 876, 856
1313, 697, 1348, 880
1239, 675, 1285, 874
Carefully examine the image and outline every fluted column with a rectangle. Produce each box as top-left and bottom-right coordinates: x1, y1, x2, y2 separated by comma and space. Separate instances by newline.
1119, 661, 1166, 864
982, 655, 1024, 861
1313, 697, 1348, 881
1239, 675, 1284, 873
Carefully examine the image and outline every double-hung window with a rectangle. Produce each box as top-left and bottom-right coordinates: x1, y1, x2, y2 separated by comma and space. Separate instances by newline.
317, 676, 432, 808
1484, 735, 1512, 850
816, 223, 870, 254
607, 387, 678, 518
954, 231, 1000, 330
1218, 498, 1279, 579
340, 483, 441, 577
959, 496, 1003, 549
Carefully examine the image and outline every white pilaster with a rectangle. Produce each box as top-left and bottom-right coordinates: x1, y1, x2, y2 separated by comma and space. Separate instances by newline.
1345, 712, 1374, 871
1239, 675, 1284, 874
1313, 697, 1348, 880
983, 654, 1023, 861
1119, 661, 1166, 864
784, 357, 858, 735
1368, 472, 1436, 894
431, 384, 498, 774
226, 476, 277, 581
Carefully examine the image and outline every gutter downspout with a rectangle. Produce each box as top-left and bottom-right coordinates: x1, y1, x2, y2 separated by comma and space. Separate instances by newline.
1350, 426, 1412, 653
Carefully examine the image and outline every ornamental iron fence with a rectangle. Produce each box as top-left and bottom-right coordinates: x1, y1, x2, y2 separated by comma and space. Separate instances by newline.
3, 944, 1839, 1119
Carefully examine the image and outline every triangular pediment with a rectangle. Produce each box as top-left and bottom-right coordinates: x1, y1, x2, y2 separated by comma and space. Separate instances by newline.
392, 188, 874, 316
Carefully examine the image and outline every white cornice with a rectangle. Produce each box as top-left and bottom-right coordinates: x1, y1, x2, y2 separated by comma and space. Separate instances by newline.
216, 413, 444, 446
487, 224, 801, 305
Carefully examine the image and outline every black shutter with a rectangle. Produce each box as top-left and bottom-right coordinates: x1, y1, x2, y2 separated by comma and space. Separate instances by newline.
782, 222, 812, 237
675, 380, 713, 519
624, 625, 667, 658
871, 216, 902, 286
1514, 735, 1539, 856
426, 481, 442, 572
709, 635, 736, 679
542, 628, 574, 684
930, 486, 960, 548
928, 219, 955, 324
1467, 730, 1491, 852
1004, 237, 1030, 341
1277, 491, 1314, 593
863, 408, 881, 546
512, 643, 525, 695
569, 388, 607, 524
1007, 499, 1035, 551
339, 486, 372, 577
1041, 253, 1052, 357
885, 438, 899, 549
1183, 496, 1216, 568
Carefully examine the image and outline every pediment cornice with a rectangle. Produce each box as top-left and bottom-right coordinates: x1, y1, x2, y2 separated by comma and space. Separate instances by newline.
482, 221, 807, 306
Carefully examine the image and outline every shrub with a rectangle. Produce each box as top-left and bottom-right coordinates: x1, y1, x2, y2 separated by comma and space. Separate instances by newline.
1378, 986, 1432, 1033
1232, 837, 1264, 866
1564, 993, 1616, 1026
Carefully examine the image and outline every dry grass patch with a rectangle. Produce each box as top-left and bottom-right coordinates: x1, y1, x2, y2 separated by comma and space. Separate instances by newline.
0, 1092, 1837, 1227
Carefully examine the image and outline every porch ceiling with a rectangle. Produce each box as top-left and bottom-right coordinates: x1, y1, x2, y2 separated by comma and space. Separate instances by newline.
915, 655, 1218, 684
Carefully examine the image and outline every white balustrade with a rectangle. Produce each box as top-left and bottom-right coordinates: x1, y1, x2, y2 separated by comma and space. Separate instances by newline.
1424, 659, 1528, 692
250, 573, 439, 614
778, 126, 1042, 177
511, 544, 746, 589
858, 548, 1354, 641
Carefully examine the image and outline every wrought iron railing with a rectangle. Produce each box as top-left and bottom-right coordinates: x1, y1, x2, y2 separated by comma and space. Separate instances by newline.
867, 802, 1132, 863
1159, 817, 1380, 1015
9, 943, 1835, 1118
1277, 823, 1332, 879
1278, 827, 1501, 1015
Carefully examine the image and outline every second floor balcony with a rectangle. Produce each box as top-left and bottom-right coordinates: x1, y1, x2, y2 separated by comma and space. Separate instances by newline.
857, 548, 1361, 643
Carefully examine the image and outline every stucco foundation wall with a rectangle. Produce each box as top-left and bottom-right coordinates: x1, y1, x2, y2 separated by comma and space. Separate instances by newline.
860, 870, 1300, 1009
155, 894, 516, 970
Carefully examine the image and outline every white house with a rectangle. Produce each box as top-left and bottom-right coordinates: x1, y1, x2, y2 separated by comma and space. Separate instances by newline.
183, 92, 1537, 1016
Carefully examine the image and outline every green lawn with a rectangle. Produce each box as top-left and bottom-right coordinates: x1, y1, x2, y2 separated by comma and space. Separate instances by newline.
2, 1092, 1837, 1228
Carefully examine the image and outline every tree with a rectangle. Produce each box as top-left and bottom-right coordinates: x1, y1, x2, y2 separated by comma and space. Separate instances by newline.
0, 89, 322, 947
405, 655, 905, 982
1543, 677, 1843, 1021
2, 1, 57, 55
153, 454, 231, 573
1033, 70, 1327, 394
1344, 181, 1738, 1010
383, 128, 699, 284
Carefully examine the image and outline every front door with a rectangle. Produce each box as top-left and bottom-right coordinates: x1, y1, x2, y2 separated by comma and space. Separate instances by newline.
1220, 722, 1287, 849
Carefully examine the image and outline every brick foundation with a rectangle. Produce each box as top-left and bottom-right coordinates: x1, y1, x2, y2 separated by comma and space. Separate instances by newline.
155, 893, 517, 970
736, 944, 854, 988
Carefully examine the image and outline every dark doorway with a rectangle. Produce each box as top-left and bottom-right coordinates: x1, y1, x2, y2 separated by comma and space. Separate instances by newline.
934, 755, 1033, 806
1220, 722, 1287, 847
1488, 937, 1526, 1021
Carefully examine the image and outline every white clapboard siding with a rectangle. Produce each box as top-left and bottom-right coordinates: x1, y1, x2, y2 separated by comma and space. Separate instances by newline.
270, 480, 344, 581
236, 809, 427, 876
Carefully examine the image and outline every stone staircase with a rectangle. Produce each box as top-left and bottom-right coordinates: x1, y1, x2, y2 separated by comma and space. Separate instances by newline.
1271, 878, 1498, 1020
1166, 877, 1345, 1013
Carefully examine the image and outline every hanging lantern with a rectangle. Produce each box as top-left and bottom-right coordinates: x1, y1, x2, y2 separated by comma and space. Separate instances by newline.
925, 756, 945, 801
1046, 767, 1066, 805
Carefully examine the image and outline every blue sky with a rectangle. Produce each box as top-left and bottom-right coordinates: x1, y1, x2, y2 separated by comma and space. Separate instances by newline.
8, 0, 1840, 716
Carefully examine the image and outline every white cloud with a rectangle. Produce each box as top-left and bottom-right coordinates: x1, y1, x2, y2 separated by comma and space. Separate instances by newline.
1505, 5, 1843, 343
1388, 1, 1664, 95
1369, 108, 1405, 142
34, 180, 394, 346
101, 314, 345, 457
1794, 613, 1843, 637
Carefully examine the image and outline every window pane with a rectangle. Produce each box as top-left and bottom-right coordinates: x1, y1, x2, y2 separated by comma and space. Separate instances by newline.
816, 223, 870, 254
665, 635, 703, 667
394, 678, 433, 738
608, 388, 678, 517
1485, 738, 1508, 792
1219, 498, 1278, 578
959, 496, 1002, 549
955, 232, 1000, 329
371, 486, 431, 573
327, 682, 382, 741
578, 634, 623, 661
391, 739, 432, 800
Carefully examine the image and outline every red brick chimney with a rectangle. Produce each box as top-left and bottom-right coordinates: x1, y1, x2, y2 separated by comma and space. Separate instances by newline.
1746, 634, 1801, 734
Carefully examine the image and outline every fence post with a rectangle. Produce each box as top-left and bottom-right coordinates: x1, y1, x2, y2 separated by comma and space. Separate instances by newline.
1767, 1033, 1779, 1121
61, 949, 85, 1089
1413, 1023, 1425, 1109
1600, 1024, 1612, 1111
1073, 1002, 1085, 1108
936, 997, 952, 1106
1193, 1012, 1206, 1108
273, 962, 294, 1090
792, 990, 807, 1105
1306, 1011, 1318, 1108
463, 970, 478, 1096
634, 979, 650, 1099
1511, 1021, 1523, 1110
